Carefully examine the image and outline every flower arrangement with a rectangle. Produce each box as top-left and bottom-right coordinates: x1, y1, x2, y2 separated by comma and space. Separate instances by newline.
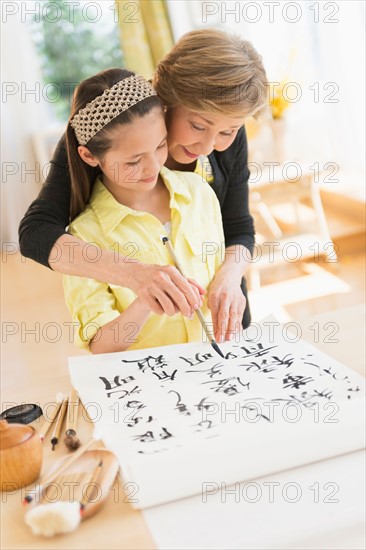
270, 81, 291, 119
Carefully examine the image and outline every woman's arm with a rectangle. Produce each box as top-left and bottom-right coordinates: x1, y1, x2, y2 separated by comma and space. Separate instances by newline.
52, 234, 204, 315
18, 135, 203, 316
219, 126, 255, 255
208, 127, 255, 341
89, 298, 151, 354
18, 135, 71, 266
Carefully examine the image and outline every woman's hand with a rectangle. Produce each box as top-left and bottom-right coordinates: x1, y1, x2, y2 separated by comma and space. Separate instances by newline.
207, 245, 251, 342
126, 262, 205, 317
207, 270, 246, 343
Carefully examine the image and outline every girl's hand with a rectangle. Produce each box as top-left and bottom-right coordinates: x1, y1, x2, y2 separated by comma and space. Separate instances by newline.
127, 262, 205, 317
207, 268, 246, 343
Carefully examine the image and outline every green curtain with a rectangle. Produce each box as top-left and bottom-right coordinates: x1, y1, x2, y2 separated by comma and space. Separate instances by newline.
115, 0, 174, 79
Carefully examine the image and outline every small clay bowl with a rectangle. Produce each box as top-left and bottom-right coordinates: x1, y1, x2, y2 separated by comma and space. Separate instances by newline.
0, 419, 43, 491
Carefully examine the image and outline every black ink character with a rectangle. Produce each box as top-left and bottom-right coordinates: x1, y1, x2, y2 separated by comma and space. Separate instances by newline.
180, 352, 214, 367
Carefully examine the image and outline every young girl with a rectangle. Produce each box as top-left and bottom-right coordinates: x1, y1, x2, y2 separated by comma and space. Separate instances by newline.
63, 68, 224, 354
20, 29, 268, 342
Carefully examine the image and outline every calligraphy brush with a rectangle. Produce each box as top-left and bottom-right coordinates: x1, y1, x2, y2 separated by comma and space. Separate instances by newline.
162, 236, 225, 359
80, 460, 103, 508
64, 388, 81, 451
23, 437, 97, 504
50, 396, 68, 451
38, 393, 64, 442
24, 457, 103, 537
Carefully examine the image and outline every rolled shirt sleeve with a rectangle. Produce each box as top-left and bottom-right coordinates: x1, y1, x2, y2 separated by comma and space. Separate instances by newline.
63, 275, 121, 348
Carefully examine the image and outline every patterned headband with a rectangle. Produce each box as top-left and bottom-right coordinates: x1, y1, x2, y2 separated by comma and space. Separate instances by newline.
70, 75, 157, 146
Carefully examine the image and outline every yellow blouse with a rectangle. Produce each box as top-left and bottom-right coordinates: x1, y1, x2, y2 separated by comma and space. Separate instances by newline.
63, 166, 224, 351
194, 155, 214, 184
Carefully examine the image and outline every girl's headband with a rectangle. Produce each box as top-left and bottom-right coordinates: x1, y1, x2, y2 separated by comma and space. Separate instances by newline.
70, 75, 157, 146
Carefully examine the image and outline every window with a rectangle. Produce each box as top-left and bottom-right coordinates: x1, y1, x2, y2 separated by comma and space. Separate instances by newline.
28, 0, 124, 121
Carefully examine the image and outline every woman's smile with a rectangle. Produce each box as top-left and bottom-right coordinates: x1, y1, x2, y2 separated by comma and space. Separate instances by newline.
182, 146, 199, 159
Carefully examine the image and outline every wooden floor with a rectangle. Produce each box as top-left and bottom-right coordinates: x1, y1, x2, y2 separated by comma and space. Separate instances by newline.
249, 248, 366, 322
1, 253, 88, 403
1, 246, 365, 401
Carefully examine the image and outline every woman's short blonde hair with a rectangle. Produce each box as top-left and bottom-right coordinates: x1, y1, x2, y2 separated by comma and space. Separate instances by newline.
153, 29, 268, 119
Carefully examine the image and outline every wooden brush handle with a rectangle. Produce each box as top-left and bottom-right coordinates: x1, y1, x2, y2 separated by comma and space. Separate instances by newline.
163, 238, 187, 278
80, 460, 103, 506
51, 397, 68, 444
66, 388, 79, 434
163, 237, 215, 344
25, 438, 97, 500
38, 399, 62, 440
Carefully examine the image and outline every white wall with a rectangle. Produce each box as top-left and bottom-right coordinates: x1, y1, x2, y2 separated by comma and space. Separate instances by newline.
1, 10, 55, 245
167, 0, 366, 190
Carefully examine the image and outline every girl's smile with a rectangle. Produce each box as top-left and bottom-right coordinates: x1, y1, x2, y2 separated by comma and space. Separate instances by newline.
140, 175, 159, 184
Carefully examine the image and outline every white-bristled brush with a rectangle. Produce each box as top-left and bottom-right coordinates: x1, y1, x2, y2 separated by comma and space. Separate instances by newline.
25, 460, 103, 537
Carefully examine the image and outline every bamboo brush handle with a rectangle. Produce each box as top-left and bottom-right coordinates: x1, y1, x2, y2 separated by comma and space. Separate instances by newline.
51, 397, 68, 447
163, 237, 215, 344
25, 438, 97, 500
80, 460, 103, 506
66, 388, 79, 435
163, 238, 187, 278
38, 399, 62, 441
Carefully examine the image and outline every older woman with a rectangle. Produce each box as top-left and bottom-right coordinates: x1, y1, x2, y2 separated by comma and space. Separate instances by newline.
19, 29, 268, 342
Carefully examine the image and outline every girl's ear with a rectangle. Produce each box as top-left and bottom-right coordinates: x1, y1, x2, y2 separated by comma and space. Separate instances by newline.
78, 146, 99, 167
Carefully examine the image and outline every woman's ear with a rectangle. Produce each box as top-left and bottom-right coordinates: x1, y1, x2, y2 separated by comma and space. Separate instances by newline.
78, 146, 99, 167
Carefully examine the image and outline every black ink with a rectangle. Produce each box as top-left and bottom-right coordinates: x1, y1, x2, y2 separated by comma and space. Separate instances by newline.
186, 362, 224, 378
133, 427, 173, 443
282, 374, 314, 389
153, 369, 177, 382
195, 419, 213, 431
239, 343, 278, 358
99, 375, 135, 391
195, 397, 218, 412
224, 352, 239, 360
122, 355, 168, 373
180, 352, 213, 367
202, 376, 250, 396
168, 390, 191, 415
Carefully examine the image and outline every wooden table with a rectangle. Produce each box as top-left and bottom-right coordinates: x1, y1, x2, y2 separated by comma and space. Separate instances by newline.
0, 253, 156, 550
1, 405, 156, 549
1, 303, 364, 549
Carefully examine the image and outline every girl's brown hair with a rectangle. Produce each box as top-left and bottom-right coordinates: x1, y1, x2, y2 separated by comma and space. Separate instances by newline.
153, 29, 268, 118
66, 68, 163, 220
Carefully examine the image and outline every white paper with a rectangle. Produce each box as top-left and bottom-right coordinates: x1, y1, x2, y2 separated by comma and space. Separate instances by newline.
142, 450, 365, 550
68, 324, 365, 508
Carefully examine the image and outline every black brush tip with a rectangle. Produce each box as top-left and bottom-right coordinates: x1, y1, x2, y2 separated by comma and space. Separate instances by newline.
211, 340, 225, 359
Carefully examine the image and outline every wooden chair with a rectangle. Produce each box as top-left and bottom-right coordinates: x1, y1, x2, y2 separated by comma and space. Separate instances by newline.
248, 164, 337, 289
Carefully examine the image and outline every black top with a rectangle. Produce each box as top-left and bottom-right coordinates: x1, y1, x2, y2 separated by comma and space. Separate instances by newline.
18, 126, 255, 267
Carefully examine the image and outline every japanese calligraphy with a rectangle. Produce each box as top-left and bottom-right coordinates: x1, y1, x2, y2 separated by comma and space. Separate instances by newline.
69, 326, 365, 458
